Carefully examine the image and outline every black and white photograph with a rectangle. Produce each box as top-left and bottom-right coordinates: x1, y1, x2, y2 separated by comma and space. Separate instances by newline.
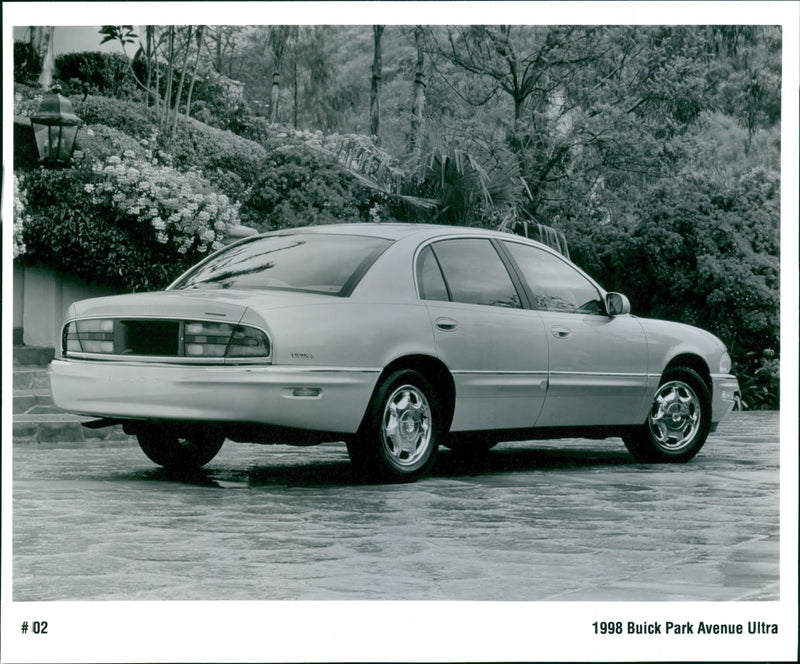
2, 2, 798, 662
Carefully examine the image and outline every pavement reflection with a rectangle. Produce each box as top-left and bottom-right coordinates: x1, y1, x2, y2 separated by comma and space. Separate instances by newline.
13, 412, 779, 601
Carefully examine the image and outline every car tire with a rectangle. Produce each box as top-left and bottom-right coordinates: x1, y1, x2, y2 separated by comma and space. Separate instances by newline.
623, 367, 711, 463
137, 426, 225, 470
348, 368, 440, 482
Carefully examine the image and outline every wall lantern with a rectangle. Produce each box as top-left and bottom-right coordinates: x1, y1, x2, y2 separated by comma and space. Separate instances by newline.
29, 85, 82, 165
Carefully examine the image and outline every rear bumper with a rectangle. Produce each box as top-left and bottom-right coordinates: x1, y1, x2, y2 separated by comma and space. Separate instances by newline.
711, 373, 740, 424
50, 359, 380, 434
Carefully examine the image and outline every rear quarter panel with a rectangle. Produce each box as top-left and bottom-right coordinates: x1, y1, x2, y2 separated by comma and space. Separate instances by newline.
245, 300, 437, 369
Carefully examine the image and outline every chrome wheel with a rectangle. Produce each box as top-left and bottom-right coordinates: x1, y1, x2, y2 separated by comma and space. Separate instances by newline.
381, 384, 433, 467
623, 367, 711, 463
648, 380, 701, 452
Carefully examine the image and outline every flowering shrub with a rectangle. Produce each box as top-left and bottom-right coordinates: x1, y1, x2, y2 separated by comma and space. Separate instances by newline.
158, 117, 266, 226
13, 174, 30, 258
17, 150, 239, 292
78, 123, 151, 162
13, 85, 45, 118
88, 152, 238, 255
74, 94, 159, 141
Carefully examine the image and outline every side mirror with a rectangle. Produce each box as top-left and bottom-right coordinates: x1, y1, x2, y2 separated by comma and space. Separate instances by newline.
606, 292, 631, 316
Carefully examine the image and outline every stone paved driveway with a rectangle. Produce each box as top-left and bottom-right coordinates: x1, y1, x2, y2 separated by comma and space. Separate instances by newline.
12, 412, 779, 601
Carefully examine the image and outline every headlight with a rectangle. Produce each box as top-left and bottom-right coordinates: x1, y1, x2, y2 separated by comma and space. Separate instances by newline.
720, 351, 732, 374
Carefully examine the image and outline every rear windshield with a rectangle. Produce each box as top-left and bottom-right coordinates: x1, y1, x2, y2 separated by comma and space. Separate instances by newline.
171, 233, 392, 296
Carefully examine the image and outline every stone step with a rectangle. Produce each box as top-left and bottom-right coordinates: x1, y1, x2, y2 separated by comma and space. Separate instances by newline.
13, 390, 57, 414
13, 367, 52, 391
13, 345, 55, 367
13, 414, 133, 444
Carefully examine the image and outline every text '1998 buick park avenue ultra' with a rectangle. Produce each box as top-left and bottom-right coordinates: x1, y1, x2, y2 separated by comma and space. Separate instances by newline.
50, 223, 740, 482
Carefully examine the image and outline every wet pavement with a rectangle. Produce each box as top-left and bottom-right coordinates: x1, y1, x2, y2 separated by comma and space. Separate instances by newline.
12, 412, 779, 601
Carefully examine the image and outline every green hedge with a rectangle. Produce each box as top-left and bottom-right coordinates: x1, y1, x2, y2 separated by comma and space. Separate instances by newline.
55, 51, 145, 100
241, 142, 385, 231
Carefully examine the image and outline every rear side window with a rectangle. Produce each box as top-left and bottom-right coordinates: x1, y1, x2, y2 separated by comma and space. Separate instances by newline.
426, 239, 521, 309
417, 245, 450, 301
172, 234, 392, 296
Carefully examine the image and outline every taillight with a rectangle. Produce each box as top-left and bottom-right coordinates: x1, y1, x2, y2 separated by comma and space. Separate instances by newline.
184, 321, 235, 358
227, 325, 271, 358
62, 318, 270, 362
63, 319, 115, 354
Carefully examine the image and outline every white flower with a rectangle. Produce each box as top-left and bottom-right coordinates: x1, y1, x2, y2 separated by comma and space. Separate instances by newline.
84, 184, 95, 194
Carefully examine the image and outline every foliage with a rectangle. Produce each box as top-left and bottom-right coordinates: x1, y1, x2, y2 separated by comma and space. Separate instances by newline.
13, 175, 30, 258
165, 117, 266, 225
241, 142, 385, 230
74, 94, 159, 140
598, 169, 780, 409
13, 84, 44, 117
70, 93, 266, 224
14, 41, 40, 84
183, 68, 247, 129
55, 51, 145, 100
17, 151, 239, 292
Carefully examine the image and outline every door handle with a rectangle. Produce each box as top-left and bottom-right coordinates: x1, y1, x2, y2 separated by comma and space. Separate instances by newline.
436, 317, 458, 331
551, 325, 571, 339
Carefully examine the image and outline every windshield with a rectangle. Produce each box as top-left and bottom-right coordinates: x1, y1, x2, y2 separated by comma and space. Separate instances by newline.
171, 233, 392, 296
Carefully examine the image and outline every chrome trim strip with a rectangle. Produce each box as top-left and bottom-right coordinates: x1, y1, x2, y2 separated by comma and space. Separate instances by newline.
451, 370, 548, 376
452, 370, 655, 378
52, 358, 380, 373
550, 371, 654, 378
60, 352, 272, 366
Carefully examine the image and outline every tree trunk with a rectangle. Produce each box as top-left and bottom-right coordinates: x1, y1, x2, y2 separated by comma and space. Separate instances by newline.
185, 26, 205, 120
270, 67, 281, 123
36, 27, 56, 89
161, 27, 176, 136
370, 25, 384, 142
292, 57, 298, 128
409, 26, 426, 153
171, 27, 193, 136
144, 27, 153, 107
268, 27, 293, 124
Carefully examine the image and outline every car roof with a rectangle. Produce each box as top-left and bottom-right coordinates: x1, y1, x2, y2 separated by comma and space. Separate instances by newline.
269, 222, 518, 242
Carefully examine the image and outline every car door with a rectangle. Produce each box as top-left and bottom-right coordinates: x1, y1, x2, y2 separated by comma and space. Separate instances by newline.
416, 238, 550, 432
501, 239, 649, 427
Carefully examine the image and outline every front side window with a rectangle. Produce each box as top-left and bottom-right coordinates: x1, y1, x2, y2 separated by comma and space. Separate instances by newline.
428, 239, 521, 309
172, 234, 392, 296
503, 241, 604, 314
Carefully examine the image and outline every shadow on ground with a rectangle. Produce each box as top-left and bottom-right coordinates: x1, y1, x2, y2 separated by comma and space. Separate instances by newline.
135, 443, 638, 489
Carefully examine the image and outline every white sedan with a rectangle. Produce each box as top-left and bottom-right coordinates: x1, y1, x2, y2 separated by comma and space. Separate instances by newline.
50, 224, 740, 481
